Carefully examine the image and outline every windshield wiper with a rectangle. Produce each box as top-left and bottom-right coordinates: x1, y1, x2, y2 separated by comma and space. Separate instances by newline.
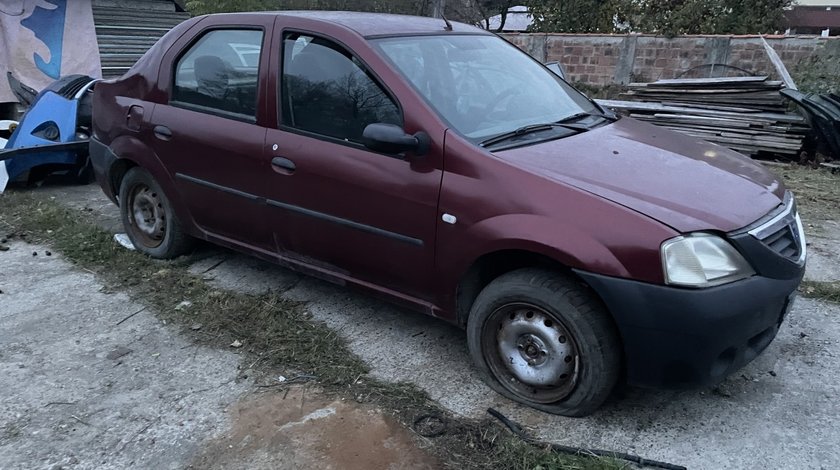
558, 109, 618, 125
480, 122, 583, 148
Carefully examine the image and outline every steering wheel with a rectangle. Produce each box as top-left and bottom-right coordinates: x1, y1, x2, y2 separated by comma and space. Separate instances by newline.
480, 86, 524, 118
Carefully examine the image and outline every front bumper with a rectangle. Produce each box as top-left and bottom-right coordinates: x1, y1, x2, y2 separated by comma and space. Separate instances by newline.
575, 269, 804, 389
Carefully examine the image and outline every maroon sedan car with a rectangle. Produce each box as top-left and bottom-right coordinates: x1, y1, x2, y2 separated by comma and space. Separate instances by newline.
90, 12, 806, 416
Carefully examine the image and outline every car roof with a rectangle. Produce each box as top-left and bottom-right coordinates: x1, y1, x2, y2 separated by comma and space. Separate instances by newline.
220, 11, 489, 38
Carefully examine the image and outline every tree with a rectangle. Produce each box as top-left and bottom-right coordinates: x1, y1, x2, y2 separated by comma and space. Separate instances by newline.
470, 0, 516, 31
527, 0, 623, 33
186, 0, 433, 16
184, 0, 504, 25
525, 0, 792, 35
185, 0, 276, 15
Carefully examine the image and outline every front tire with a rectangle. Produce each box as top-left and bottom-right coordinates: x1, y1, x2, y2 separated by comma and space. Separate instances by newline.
119, 167, 193, 259
466, 268, 621, 417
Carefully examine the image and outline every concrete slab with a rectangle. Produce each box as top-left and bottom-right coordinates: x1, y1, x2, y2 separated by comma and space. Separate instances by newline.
17, 183, 840, 469
0, 239, 436, 469
0, 241, 250, 469
804, 219, 840, 283
192, 250, 840, 469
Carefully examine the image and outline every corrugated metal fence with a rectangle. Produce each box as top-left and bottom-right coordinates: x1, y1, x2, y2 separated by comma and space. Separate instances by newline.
93, 2, 190, 78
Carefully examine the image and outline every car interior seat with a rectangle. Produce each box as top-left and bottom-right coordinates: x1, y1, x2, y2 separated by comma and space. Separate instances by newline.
195, 55, 230, 101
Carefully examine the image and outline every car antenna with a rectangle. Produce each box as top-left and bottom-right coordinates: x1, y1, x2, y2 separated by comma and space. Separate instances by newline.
441, 13, 453, 31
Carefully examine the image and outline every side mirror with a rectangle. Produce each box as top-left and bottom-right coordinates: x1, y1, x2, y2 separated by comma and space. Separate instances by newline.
362, 123, 430, 156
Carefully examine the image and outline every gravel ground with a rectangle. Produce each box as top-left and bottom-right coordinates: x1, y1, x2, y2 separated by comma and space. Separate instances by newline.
6, 183, 840, 470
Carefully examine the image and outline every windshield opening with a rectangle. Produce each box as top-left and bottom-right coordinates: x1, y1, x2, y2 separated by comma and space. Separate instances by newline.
372, 34, 601, 144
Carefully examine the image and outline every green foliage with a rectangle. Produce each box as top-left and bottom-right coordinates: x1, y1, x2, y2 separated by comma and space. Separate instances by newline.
528, 0, 622, 33
526, 0, 792, 35
620, 0, 792, 35
792, 41, 840, 95
185, 0, 275, 15
185, 0, 430, 16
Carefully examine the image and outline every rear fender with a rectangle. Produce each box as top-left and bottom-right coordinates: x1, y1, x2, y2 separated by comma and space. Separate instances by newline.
106, 134, 198, 233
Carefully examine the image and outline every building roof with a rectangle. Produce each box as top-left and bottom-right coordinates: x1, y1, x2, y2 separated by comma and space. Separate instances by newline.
793, 0, 840, 6
486, 5, 533, 32
785, 6, 840, 28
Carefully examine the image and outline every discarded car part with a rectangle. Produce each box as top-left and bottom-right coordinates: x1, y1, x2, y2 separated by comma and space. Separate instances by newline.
0, 120, 15, 151
0, 119, 16, 137
91, 11, 805, 416
0, 75, 97, 191
782, 89, 840, 160
113, 233, 136, 251
487, 408, 688, 470
6, 72, 38, 108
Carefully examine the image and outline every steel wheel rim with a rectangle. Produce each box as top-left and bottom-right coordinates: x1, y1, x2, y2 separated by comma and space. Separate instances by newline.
483, 302, 580, 403
127, 184, 166, 248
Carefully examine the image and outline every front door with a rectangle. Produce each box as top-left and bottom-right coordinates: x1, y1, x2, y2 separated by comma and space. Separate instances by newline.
264, 31, 443, 300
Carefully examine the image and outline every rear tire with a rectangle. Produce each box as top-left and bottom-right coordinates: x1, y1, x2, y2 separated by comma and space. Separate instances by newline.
466, 268, 621, 417
119, 167, 193, 259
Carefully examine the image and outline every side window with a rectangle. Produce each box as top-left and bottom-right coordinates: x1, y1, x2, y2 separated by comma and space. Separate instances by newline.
173, 29, 264, 119
281, 33, 402, 143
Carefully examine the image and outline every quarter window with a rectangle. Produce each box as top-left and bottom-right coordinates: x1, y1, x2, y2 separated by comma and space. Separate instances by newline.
173, 29, 264, 119
281, 33, 401, 143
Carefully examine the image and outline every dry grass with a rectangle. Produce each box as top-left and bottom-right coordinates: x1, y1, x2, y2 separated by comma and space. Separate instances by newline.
799, 280, 840, 303
0, 190, 622, 470
769, 164, 840, 224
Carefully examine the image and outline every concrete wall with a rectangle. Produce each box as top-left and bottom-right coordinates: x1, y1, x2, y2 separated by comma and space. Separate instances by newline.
501, 33, 840, 85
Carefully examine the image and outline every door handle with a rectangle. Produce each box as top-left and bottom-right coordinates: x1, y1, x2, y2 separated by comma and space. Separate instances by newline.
271, 156, 296, 173
153, 125, 172, 140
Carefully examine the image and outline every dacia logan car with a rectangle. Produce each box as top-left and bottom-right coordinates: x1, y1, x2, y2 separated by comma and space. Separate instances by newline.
90, 11, 807, 416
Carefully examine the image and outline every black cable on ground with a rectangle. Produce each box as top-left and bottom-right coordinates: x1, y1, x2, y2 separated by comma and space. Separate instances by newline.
487, 408, 687, 470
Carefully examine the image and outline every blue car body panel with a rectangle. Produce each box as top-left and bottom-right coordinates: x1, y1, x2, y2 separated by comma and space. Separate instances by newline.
0, 74, 96, 183
3, 91, 81, 180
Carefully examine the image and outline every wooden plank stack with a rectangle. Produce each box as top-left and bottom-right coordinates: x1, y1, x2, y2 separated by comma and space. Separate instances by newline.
595, 76, 810, 159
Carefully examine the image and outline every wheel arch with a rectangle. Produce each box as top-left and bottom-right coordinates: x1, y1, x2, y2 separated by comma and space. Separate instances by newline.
445, 213, 632, 327
105, 134, 197, 232
108, 157, 137, 204
455, 249, 602, 328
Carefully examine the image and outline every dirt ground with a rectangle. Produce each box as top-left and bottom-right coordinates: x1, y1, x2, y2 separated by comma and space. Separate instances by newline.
0, 239, 438, 470
3, 175, 840, 469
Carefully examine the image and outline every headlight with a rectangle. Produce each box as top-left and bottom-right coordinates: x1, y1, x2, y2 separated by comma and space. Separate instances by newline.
661, 233, 754, 287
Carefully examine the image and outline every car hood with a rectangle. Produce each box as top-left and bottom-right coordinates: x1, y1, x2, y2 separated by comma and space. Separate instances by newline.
494, 117, 785, 233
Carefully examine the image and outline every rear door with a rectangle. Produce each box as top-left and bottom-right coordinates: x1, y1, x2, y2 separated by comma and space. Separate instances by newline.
263, 30, 444, 300
149, 18, 276, 254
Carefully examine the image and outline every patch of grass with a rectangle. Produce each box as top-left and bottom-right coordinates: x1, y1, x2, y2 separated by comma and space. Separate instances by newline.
0, 191, 366, 385
0, 190, 622, 470
769, 164, 840, 224
799, 280, 840, 303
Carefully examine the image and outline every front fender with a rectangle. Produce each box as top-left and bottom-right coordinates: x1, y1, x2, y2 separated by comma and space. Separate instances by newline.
457, 213, 631, 278
434, 212, 639, 320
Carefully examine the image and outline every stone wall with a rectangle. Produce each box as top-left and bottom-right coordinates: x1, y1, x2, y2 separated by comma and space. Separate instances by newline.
500, 33, 840, 86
